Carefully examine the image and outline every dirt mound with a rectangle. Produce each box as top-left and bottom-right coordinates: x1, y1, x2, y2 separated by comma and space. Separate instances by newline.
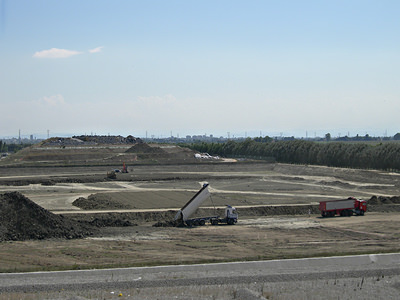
0, 192, 94, 241
368, 195, 400, 205
391, 196, 400, 204
41, 135, 143, 146
125, 144, 199, 162
73, 135, 142, 145
68, 211, 176, 225
85, 215, 135, 227
125, 143, 168, 159
73, 194, 133, 210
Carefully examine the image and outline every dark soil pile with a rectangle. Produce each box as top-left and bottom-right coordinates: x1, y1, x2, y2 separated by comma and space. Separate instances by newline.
0, 192, 94, 241
73, 135, 142, 144
67, 211, 176, 226
73, 194, 132, 210
0, 177, 95, 187
84, 214, 135, 227
368, 195, 400, 205
41, 135, 143, 146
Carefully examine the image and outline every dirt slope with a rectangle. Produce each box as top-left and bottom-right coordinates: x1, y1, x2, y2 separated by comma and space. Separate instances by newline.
1, 137, 199, 167
0, 192, 94, 241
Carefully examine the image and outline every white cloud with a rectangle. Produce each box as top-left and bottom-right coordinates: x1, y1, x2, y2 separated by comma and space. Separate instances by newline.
33, 48, 82, 58
89, 46, 104, 53
39, 94, 65, 106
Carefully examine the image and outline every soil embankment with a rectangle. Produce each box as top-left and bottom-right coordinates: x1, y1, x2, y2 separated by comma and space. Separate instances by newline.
0, 192, 95, 241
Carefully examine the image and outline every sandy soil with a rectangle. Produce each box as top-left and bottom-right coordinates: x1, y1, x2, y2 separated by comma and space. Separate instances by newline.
0, 162, 399, 273
0, 212, 399, 274
1, 162, 398, 211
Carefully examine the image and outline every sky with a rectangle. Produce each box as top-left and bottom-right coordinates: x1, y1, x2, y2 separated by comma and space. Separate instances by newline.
0, 0, 399, 139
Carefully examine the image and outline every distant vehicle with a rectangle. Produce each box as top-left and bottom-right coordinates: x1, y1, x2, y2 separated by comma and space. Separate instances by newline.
194, 153, 219, 159
319, 197, 367, 217
174, 183, 238, 226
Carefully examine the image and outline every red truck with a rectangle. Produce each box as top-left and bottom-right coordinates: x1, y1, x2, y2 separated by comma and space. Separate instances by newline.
319, 197, 367, 217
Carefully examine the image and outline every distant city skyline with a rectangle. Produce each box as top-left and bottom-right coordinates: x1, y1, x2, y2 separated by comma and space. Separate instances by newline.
1, 128, 396, 141
1, 1, 399, 138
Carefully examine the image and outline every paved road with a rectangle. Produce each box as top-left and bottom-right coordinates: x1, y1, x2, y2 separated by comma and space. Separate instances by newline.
1, 253, 399, 298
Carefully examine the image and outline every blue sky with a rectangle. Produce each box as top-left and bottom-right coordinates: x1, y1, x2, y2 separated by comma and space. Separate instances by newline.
1, 0, 399, 139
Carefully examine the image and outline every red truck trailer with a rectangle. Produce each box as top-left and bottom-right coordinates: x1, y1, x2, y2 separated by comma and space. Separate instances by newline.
319, 197, 367, 217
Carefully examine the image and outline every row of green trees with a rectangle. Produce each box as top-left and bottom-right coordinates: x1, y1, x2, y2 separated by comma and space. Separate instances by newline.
0, 141, 30, 153
187, 139, 400, 171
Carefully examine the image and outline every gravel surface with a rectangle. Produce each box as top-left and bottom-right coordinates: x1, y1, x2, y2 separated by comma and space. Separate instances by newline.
0, 253, 399, 299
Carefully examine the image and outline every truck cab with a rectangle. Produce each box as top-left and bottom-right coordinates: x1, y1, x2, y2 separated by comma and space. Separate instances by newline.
226, 205, 237, 218
354, 199, 367, 215
225, 205, 238, 225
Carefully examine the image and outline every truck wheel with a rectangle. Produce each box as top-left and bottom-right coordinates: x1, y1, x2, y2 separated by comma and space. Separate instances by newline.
199, 219, 206, 226
227, 219, 235, 225
360, 210, 364, 216
211, 219, 218, 225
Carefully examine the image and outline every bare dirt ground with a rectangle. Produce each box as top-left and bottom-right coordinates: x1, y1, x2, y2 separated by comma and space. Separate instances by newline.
0, 160, 399, 273
1, 212, 400, 273
2, 138, 400, 300
1, 162, 399, 211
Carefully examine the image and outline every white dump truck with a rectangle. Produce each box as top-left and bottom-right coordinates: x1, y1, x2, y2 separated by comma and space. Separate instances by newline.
174, 183, 238, 226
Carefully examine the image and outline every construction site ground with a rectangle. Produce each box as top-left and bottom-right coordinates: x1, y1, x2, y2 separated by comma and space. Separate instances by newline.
0, 161, 399, 273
